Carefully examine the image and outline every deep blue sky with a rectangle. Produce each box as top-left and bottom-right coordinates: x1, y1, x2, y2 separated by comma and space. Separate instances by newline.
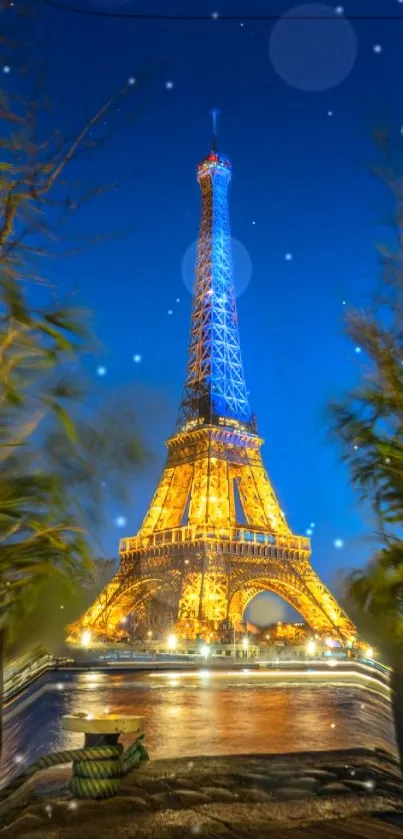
6, 0, 402, 622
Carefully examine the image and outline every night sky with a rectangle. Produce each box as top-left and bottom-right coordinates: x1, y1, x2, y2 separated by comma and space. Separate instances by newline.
6, 0, 402, 623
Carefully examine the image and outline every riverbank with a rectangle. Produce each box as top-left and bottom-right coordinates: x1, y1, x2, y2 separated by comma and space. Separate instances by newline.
1, 748, 403, 837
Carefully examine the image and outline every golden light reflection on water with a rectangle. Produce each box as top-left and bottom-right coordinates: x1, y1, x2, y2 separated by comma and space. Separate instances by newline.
2, 669, 397, 780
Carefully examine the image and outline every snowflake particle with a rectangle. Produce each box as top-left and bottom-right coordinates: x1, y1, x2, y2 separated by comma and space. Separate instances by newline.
67, 800, 78, 811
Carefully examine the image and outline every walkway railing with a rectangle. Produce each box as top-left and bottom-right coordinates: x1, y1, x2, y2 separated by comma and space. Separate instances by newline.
120, 525, 310, 554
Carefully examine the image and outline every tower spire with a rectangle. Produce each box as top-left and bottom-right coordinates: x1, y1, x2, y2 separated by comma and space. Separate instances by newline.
176, 125, 252, 432
210, 108, 219, 151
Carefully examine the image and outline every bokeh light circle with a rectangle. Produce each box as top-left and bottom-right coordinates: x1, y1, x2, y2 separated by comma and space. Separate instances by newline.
269, 3, 357, 92
181, 237, 252, 298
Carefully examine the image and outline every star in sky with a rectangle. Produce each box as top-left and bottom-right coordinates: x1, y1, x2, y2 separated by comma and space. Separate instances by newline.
128, 77, 136, 86
96, 365, 107, 376
165, 81, 174, 90
284, 253, 293, 261
328, 110, 333, 116
211, 11, 220, 19
176, 297, 180, 303
2, 66, 10, 74
333, 538, 344, 549
354, 346, 362, 354
115, 516, 127, 528
335, 5, 344, 13
373, 45, 383, 54
133, 353, 142, 363
168, 309, 173, 315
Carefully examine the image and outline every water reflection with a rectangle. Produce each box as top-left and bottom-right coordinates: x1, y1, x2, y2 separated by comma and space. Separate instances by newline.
2, 669, 397, 780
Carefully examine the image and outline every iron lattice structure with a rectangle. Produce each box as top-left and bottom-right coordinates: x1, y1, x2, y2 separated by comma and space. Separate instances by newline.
75, 133, 356, 644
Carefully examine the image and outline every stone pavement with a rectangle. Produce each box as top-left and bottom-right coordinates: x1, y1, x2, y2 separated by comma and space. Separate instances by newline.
1, 748, 403, 838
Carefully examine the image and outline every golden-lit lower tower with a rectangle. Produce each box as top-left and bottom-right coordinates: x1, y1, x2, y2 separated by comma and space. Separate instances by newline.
75, 119, 356, 645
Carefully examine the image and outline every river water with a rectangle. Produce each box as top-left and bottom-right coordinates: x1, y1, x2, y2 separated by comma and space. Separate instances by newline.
1, 666, 397, 781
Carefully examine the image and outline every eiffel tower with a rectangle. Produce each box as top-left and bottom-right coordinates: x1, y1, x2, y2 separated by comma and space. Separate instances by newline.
76, 117, 356, 645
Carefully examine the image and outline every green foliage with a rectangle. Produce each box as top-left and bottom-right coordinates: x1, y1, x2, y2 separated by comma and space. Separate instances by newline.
330, 135, 403, 655
0, 61, 146, 655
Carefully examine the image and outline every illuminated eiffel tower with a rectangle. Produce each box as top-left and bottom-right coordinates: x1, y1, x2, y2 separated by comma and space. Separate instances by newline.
76, 115, 356, 644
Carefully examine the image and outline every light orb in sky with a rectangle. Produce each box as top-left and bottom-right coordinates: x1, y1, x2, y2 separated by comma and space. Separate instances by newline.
2, 66, 10, 74
96, 365, 107, 377
269, 3, 357, 92
333, 538, 344, 549
115, 516, 127, 528
128, 77, 136, 86
165, 81, 174, 90
133, 353, 142, 363
284, 252, 293, 261
181, 237, 252, 297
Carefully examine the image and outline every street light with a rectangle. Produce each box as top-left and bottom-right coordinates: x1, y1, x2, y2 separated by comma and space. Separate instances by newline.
306, 639, 316, 656
167, 633, 177, 651
365, 646, 373, 659
81, 630, 92, 648
200, 644, 210, 660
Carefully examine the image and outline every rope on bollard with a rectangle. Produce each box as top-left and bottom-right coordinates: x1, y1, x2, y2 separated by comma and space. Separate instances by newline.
0, 734, 149, 802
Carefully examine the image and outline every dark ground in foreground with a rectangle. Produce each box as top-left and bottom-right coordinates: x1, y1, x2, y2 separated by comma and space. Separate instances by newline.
2, 749, 403, 838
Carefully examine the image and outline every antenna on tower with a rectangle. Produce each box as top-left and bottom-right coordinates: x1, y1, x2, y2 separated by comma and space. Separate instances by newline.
210, 108, 220, 151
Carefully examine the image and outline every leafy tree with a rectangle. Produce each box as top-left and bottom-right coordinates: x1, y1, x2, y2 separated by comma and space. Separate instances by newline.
330, 130, 403, 761
0, 38, 146, 758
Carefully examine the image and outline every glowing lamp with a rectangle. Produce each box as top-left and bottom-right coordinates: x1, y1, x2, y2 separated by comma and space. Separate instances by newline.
325, 637, 335, 648
306, 639, 316, 656
365, 646, 373, 659
81, 630, 92, 648
167, 633, 177, 651
200, 644, 210, 658
242, 637, 249, 650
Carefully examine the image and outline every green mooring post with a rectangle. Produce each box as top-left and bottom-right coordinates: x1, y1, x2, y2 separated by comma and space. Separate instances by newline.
62, 713, 147, 799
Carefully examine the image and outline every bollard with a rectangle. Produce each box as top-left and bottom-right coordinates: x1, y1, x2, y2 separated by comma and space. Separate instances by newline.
62, 713, 147, 799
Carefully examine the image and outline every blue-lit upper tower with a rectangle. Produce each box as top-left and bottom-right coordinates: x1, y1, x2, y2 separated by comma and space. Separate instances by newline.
177, 113, 253, 432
